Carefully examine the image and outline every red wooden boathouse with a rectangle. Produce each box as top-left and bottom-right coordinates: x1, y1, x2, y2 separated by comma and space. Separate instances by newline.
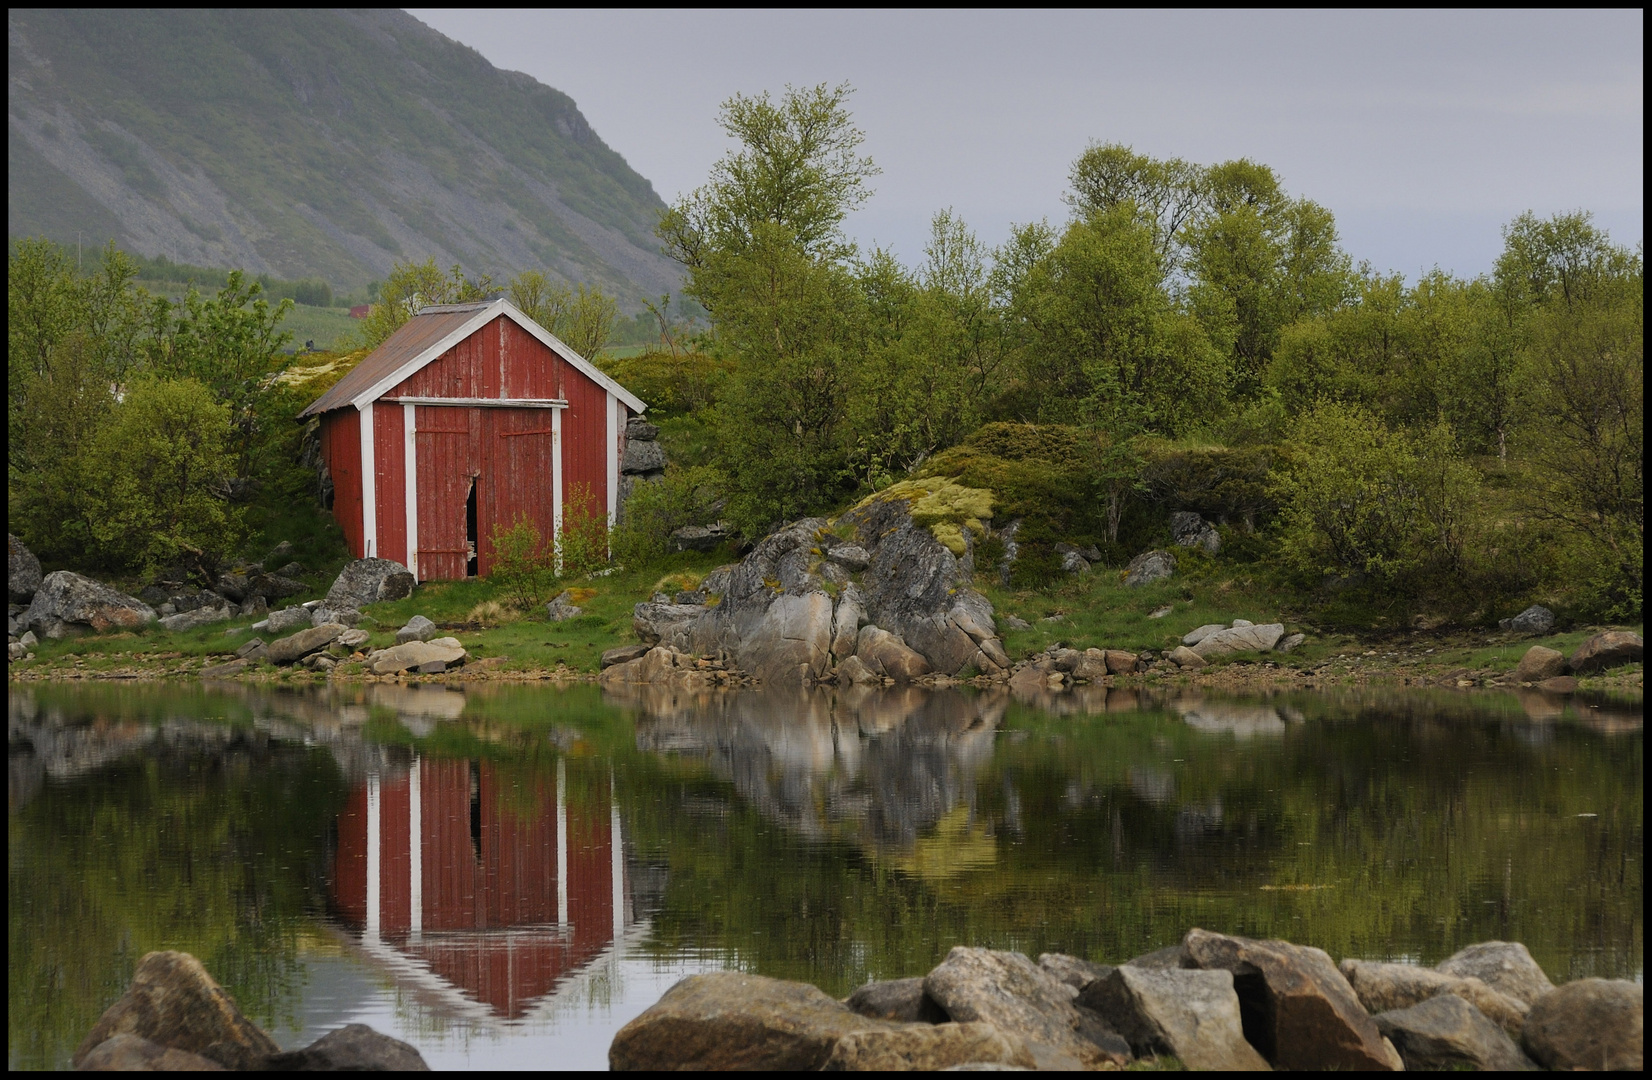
300, 299, 647, 581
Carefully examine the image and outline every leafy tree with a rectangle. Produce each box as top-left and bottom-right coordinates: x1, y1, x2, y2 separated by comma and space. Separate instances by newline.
360, 258, 494, 348
8, 333, 117, 563
659, 81, 880, 281
506, 270, 618, 360
79, 377, 242, 571
1064, 142, 1204, 273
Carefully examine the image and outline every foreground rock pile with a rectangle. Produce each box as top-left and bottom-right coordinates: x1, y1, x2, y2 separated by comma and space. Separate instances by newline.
73, 950, 427, 1071
611, 931, 1642, 1071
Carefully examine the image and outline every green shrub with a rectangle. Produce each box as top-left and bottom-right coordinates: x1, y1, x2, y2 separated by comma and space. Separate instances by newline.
596, 350, 733, 418
558, 482, 610, 579
79, 376, 242, 572
1139, 442, 1279, 529
488, 515, 554, 610
610, 466, 725, 568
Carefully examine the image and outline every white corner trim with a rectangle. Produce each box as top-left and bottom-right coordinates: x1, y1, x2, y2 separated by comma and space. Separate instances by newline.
552, 404, 564, 575
348, 298, 648, 415
359, 402, 377, 558
404, 403, 418, 580
606, 392, 619, 529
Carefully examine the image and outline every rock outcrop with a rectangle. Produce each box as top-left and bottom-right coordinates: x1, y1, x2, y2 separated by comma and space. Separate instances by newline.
1501, 604, 1556, 635
1374, 993, 1537, 1071
9, 533, 43, 603
72, 951, 281, 1070
608, 971, 898, 1071
1169, 511, 1221, 555
844, 978, 949, 1024
1521, 977, 1642, 1071
25, 571, 157, 639
625, 495, 1008, 685
1079, 965, 1269, 1070
1340, 958, 1529, 1038
1569, 630, 1643, 674
1435, 941, 1555, 1008
1182, 928, 1403, 1071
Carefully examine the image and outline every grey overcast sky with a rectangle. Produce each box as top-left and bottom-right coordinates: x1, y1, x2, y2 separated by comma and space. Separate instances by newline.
407, 9, 1642, 280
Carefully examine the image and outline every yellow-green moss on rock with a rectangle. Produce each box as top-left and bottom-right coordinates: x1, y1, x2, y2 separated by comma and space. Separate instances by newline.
853, 478, 994, 556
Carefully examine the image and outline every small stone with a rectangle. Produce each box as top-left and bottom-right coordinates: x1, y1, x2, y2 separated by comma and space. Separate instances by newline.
238, 596, 267, 618
266, 1023, 429, 1071
1147, 605, 1173, 619
1375, 993, 1537, 1071
338, 628, 370, 649
416, 660, 446, 674
1168, 646, 1206, 669
1231, 618, 1254, 628
1521, 977, 1642, 1071
266, 623, 345, 665
1123, 550, 1176, 587
1001, 614, 1030, 630
1515, 645, 1566, 682
601, 643, 651, 669
1103, 650, 1138, 675
264, 606, 312, 634
396, 615, 437, 644
1276, 632, 1306, 653
1182, 623, 1226, 646
200, 658, 251, 679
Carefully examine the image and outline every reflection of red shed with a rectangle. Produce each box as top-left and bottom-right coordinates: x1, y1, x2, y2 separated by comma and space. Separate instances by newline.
331, 758, 626, 1019
299, 300, 647, 581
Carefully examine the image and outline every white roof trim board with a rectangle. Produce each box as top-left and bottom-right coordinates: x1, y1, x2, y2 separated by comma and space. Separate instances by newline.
348, 298, 647, 415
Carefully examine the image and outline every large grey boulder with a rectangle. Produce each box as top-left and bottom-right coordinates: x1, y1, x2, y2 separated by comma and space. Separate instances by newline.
1340, 958, 1529, 1038
74, 1032, 226, 1071
1515, 645, 1567, 682
621, 439, 667, 475
1521, 978, 1642, 1071
71, 950, 280, 1071
25, 571, 157, 639
1123, 550, 1176, 587
1079, 965, 1269, 1070
1569, 630, 1643, 674
396, 615, 437, 643
1182, 623, 1227, 646
246, 573, 305, 601
369, 638, 466, 675
1191, 622, 1286, 658
159, 605, 234, 633
1500, 604, 1555, 635
266, 623, 345, 665
1169, 511, 1221, 555
263, 605, 312, 634
670, 524, 730, 552
265, 1024, 430, 1071
1436, 941, 1554, 1008
1375, 993, 1537, 1071
9, 533, 43, 603
922, 946, 1129, 1069
608, 971, 898, 1071
1037, 954, 1115, 993
1182, 928, 1402, 1070
324, 558, 414, 611
821, 1023, 1035, 1071
855, 624, 931, 682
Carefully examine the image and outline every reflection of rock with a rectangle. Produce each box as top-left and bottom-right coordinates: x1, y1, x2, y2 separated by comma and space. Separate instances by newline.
1128, 766, 1175, 806
621, 685, 1002, 853
1174, 698, 1286, 738
368, 684, 467, 737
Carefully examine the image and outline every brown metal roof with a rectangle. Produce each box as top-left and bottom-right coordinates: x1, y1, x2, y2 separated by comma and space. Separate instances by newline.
299, 304, 492, 418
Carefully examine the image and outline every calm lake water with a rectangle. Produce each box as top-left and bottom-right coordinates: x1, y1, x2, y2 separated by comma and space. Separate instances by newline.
8, 680, 1643, 1070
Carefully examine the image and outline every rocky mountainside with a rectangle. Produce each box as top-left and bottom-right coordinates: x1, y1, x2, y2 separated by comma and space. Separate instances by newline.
7, 9, 680, 303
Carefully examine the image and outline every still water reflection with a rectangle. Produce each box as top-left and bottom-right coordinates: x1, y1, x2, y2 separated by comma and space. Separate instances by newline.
8, 681, 1643, 1070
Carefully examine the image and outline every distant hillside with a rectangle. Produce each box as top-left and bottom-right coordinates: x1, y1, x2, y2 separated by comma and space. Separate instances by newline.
7, 8, 681, 305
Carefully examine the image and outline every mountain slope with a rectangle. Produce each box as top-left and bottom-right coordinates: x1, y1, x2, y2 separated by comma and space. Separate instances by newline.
7, 8, 680, 303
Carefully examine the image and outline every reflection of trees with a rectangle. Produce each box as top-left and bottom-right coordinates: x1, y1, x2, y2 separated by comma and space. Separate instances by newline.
619, 684, 1642, 996
8, 689, 349, 1071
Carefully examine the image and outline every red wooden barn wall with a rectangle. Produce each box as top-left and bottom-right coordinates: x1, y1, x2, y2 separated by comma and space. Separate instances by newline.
373, 402, 407, 565
329, 761, 618, 1019
319, 408, 364, 558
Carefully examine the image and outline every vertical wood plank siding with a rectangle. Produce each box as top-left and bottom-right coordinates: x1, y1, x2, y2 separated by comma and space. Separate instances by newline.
373, 402, 407, 566
323, 314, 617, 576
319, 408, 364, 558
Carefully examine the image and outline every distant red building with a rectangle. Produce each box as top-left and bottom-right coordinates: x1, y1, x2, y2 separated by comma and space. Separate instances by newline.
349, 304, 372, 318
330, 757, 628, 1019
299, 299, 646, 580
